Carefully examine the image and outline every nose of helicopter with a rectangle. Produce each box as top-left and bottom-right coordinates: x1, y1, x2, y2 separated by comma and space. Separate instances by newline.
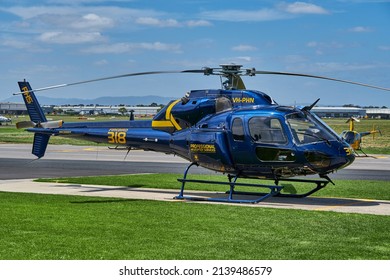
303, 141, 355, 174
331, 143, 355, 171
340, 144, 355, 168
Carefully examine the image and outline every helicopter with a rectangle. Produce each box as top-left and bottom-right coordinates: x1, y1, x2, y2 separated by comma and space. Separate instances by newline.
0, 115, 12, 125
14, 64, 390, 203
340, 117, 382, 156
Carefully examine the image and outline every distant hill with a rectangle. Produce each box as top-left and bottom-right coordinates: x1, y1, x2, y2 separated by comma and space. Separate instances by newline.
1, 95, 176, 106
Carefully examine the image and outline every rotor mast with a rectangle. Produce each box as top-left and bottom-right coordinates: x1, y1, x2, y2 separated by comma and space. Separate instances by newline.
203, 64, 256, 90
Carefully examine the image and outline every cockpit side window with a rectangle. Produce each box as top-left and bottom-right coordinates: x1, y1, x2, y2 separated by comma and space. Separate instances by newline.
248, 117, 287, 144
232, 118, 245, 141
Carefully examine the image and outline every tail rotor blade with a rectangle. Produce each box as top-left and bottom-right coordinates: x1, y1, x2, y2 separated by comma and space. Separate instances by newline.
16, 121, 36, 129
16, 120, 63, 129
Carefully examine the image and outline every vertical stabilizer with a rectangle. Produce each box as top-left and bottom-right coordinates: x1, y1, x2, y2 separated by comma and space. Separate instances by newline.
18, 81, 47, 123
32, 133, 50, 158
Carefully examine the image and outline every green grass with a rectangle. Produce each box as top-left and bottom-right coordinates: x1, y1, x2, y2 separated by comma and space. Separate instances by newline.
36, 173, 390, 201
0, 191, 389, 260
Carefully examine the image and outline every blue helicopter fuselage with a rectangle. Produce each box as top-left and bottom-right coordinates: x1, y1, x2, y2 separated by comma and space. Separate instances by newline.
29, 99, 354, 179
20, 78, 354, 179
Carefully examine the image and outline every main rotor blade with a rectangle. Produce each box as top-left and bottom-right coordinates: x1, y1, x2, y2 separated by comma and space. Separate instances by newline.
254, 70, 390, 92
13, 70, 204, 95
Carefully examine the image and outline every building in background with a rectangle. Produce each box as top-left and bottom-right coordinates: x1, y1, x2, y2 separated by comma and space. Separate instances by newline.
0, 102, 160, 117
2, 102, 390, 119
0, 102, 27, 115
311, 107, 367, 118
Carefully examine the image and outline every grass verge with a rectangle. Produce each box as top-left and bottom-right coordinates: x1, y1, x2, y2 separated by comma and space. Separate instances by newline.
0, 191, 389, 260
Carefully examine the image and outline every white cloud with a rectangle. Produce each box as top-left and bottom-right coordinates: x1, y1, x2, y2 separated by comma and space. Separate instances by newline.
0, 5, 162, 32
282, 2, 329, 15
83, 42, 181, 54
348, 26, 373, 32
94, 59, 109, 66
139, 42, 181, 51
200, 8, 287, 22
1, 39, 32, 49
314, 62, 379, 72
235, 56, 252, 62
1, 6, 78, 20
186, 20, 212, 27
199, 2, 329, 22
232, 44, 257, 51
0, 38, 51, 53
286, 61, 382, 73
307, 41, 345, 50
136, 17, 180, 27
307, 41, 318, 48
135, 17, 212, 28
46, 0, 129, 3
70, 13, 114, 30
282, 55, 308, 64
38, 31, 104, 44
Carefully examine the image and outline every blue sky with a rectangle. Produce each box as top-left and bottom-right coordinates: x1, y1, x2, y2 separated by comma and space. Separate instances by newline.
1, 0, 389, 106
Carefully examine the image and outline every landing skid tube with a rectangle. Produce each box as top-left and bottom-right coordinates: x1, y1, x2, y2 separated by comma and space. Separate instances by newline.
230, 177, 330, 199
175, 163, 283, 204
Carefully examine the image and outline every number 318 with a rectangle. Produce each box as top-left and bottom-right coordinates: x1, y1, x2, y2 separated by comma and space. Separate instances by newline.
108, 131, 126, 144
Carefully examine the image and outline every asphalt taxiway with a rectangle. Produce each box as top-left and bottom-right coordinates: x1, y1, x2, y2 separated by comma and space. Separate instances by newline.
0, 144, 389, 215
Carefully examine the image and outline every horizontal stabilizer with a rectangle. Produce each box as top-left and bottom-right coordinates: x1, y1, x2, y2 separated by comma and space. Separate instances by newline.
40, 120, 64, 129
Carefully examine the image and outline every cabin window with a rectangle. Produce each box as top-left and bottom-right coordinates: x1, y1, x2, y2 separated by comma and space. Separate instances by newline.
248, 117, 287, 144
216, 97, 232, 113
232, 118, 245, 141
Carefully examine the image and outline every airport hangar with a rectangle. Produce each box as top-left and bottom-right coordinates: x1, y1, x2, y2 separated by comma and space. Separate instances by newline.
311, 107, 390, 119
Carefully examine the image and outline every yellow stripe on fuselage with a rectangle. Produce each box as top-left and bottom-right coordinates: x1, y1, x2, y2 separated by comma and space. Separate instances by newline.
151, 120, 174, 128
164, 99, 182, 131
165, 99, 180, 120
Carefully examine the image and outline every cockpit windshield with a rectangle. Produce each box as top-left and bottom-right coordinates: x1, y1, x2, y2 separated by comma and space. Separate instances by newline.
286, 111, 337, 145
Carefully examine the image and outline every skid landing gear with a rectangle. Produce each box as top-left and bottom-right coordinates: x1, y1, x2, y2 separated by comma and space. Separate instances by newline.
174, 163, 331, 204
230, 176, 331, 199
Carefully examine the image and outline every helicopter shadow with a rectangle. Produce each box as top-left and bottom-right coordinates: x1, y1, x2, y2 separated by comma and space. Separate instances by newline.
53, 183, 183, 197
263, 195, 381, 208
184, 191, 381, 207
51, 183, 387, 215
168, 189, 388, 215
